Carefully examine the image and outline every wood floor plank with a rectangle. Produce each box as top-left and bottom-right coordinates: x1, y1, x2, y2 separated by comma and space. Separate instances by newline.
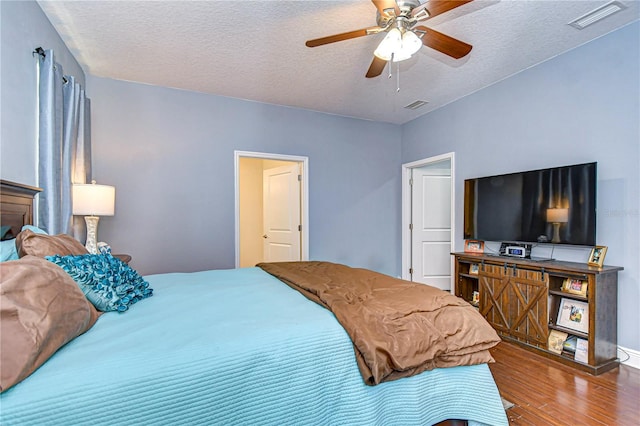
488, 341, 640, 426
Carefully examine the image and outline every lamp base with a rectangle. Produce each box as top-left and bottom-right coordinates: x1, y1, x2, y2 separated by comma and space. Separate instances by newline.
551, 222, 561, 244
84, 216, 100, 254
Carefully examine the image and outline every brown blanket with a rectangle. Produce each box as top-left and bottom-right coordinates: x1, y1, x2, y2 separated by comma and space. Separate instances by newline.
258, 261, 500, 385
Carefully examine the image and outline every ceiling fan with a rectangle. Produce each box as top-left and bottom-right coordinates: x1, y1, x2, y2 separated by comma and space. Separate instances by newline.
305, 0, 474, 78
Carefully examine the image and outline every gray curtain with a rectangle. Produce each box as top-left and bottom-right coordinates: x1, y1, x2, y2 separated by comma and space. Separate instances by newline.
38, 49, 91, 235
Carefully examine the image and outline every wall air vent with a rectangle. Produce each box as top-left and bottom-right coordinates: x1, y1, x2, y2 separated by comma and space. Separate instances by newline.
404, 100, 428, 110
568, 1, 627, 30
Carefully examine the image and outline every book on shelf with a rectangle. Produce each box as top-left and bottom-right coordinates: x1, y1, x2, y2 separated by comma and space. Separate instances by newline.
563, 335, 578, 353
574, 338, 588, 363
548, 330, 568, 354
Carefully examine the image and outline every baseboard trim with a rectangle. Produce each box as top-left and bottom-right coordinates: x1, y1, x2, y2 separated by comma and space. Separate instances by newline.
619, 345, 640, 369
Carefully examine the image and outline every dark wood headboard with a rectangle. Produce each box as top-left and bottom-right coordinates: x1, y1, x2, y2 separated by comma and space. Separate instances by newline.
0, 180, 42, 240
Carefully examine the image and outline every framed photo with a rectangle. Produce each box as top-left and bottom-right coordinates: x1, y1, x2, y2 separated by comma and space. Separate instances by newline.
588, 245, 607, 267
557, 298, 589, 334
464, 240, 484, 253
469, 264, 479, 275
561, 278, 588, 297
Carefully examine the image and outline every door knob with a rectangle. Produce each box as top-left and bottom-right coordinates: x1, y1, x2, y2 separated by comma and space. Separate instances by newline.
263, 234, 268, 239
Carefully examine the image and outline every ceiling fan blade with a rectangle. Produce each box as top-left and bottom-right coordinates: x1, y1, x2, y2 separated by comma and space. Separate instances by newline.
412, 0, 473, 19
365, 56, 388, 78
371, 0, 400, 17
305, 27, 380, 47
415, 26, 472, 59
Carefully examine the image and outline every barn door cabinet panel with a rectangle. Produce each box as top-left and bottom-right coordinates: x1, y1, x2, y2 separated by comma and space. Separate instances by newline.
452, 252, 622, 375
478, 263, 548, 348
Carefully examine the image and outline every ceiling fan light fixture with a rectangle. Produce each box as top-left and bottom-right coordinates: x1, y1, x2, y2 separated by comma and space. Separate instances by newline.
374, 28, 422, 62
390, 30, 422, 62
374, 28, 402, 60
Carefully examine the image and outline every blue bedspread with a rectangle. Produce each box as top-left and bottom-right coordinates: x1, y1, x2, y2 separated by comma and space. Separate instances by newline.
0, 267, 508, 425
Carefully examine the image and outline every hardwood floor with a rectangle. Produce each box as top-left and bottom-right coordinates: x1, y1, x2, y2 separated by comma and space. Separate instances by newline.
488, 341, 640, 425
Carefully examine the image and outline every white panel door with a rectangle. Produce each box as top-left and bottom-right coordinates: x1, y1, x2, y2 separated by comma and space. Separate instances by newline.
263, 164, 301, 262
411, 164, 452, 290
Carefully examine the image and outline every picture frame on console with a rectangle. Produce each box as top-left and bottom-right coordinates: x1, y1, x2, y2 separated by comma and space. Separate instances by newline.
557, 298, 589, 334
588, 245, 607, 267
464, 240, 484, 253
561, 278, 588, 297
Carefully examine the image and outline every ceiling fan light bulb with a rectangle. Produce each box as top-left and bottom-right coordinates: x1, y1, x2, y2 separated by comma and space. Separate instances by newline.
374, 28, 402, 61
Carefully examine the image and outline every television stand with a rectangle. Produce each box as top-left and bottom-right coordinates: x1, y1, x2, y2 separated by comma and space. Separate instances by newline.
452, 252, 622, 375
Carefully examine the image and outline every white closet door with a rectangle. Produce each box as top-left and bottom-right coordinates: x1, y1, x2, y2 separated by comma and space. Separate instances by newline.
411, 164, 451, 291
263, 164, 301, 262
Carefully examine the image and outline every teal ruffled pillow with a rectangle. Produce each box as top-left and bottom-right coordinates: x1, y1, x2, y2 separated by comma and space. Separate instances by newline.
46, 254, 153, 312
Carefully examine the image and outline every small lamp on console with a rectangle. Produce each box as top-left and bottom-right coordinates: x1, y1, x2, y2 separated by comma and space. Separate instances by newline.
547, 208, 569, 244
72, 180, 115, 254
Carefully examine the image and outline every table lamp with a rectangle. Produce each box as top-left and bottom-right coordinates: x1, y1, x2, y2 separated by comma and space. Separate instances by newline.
546, 208, 569, 244
72, 180, 115, 254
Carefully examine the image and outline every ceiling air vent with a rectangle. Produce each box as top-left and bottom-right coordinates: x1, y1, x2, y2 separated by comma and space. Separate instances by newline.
568, 1, 627, 30
404, 100, 428, 110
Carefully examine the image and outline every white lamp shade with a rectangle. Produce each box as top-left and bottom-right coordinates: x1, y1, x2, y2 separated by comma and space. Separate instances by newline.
547, 208, 569, 223
73, 183, 115, 216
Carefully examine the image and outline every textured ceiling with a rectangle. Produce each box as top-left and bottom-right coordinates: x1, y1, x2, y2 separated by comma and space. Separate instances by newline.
38, 0, 639, 125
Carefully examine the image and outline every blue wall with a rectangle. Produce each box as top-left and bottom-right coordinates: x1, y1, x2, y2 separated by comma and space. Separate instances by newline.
402, 22, 639, 353
88, 77, 402, 276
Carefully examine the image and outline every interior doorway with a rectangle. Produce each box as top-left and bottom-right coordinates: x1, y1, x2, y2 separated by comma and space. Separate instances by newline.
401, 153, 455, 291
234, 151, 309, 268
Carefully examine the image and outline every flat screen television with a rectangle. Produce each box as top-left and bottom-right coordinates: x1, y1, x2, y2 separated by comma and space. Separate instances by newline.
464, 162, 596, 246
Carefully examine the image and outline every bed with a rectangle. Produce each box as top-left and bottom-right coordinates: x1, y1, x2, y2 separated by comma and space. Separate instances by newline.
0, 180, 508, 426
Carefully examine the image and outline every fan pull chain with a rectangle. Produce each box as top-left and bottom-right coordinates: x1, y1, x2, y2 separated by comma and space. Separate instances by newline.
386, 54, 401, 92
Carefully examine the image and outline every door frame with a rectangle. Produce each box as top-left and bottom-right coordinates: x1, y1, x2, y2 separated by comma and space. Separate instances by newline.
401, 152, 456, 288
234, 150, 309, 268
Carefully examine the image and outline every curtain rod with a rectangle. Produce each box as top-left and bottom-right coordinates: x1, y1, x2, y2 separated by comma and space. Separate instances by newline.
33, 47, 69, 84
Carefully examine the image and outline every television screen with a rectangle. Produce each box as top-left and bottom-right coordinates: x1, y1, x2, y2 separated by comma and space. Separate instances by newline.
464, 162, 596, 246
